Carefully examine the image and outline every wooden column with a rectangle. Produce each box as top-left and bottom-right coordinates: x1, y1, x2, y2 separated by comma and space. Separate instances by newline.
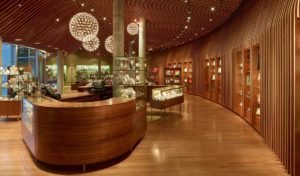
56, 50, 64, 94
112, 0, 124, 97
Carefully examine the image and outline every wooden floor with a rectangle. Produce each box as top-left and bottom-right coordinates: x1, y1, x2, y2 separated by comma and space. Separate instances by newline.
0, 94, 288, 176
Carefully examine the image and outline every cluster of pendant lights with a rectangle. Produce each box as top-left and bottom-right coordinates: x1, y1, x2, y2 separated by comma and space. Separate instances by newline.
69, 11, 139, 53
69, 12, 100, 52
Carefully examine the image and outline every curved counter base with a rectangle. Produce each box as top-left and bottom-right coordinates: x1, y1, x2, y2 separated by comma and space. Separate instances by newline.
21, 96, 146, 166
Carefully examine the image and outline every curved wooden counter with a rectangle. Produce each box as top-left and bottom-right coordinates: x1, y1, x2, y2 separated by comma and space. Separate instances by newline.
21, 95, 146, 166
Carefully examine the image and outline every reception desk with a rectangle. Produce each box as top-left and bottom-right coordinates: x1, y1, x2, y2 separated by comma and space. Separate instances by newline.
21, 94, 146, 166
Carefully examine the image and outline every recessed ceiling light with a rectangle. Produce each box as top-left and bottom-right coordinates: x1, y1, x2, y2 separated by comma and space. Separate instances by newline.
187, 16, 191, 20
103, 17, 107, 20
184, 26, 188, 29
195, 33, 198, 36
18, 4, 22, 7
134, 19, 137, 22
54, 48, 59, 50
202, 27, 205, 30
56, 18, 60, 22
209, 19, 213, 22
91, 9, 94, 12
15, 39, 22, 41
81, 3, 84, 7
34, 42, 41, 45
211, 7, 215, 11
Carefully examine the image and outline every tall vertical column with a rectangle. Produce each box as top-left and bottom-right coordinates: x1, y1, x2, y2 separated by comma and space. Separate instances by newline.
113, 0, 124, 97
34, 49, 40, 79
139, 17, 146, 59
138, 17, 146, 87
56, 50, 64, 94
0, 36, 2, 95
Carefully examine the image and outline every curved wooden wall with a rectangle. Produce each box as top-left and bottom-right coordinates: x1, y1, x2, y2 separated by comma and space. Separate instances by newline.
22, 97, 146, 166
149, 0, 298, 175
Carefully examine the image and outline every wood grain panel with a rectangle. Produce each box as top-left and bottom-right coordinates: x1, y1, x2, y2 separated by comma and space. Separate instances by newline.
22, 97, 147, 166
149, 0, 298, 175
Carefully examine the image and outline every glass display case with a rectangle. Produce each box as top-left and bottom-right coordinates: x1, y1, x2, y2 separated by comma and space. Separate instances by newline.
152, 86, 183, 101
114, 57, 147, 111
150, 85, 184, 115
22, 98, 33, 134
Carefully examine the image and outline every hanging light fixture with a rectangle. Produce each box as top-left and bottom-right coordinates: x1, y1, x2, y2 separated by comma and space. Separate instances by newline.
105, 35, 113, 53
127, 22, 139, 35
82, 35, 99, 52
69, 12, 99, 41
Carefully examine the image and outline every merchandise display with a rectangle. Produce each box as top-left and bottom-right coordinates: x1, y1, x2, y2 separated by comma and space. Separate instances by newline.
204, 58, 210, 97
243, 49, 251, 121
152, 86, 183, 101
120, 87, 136, 98
114, 57, 147, 110
251, 45, 261, 131
150, 86, 184, 115
76, 65, 98, 82
183, 61, 193, 93
1, 66, 34, 99
164, 68, 181, 85
234, 51, 244, 116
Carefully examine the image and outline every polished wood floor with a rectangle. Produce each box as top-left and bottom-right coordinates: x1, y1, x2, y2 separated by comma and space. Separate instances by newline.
0, 94, 288, 176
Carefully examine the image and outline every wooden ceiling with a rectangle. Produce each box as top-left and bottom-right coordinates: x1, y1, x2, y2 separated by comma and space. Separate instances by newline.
0, 0, 242, 56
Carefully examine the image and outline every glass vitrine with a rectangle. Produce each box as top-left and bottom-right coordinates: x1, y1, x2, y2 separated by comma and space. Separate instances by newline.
114, 57, 147, 111
152, 86, 183, 101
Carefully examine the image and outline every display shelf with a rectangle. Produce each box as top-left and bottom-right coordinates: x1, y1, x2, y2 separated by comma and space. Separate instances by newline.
210, 58, 216, 101
233, 51, 243, 116
114, 57, 147, 111
251, 45, 261, 132
164, 68, 181, 85
216, 57, 222, 103
204, 59, 210, 98
183, 61, 193, 93
243, 49, 251, 122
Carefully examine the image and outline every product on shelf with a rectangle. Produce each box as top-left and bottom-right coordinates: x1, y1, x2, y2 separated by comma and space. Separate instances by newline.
120, 87, 136, 98
256, 108, 260, 115
212, 74, 216, 80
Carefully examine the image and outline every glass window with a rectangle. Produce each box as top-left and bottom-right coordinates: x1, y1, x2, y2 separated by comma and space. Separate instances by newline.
1, 44, 14, 97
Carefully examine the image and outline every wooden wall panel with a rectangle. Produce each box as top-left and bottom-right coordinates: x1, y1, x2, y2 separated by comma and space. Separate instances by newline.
149, 0, 298, 175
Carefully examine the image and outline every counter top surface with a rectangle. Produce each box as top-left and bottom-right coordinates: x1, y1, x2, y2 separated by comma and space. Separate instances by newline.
25, 93, 135, 108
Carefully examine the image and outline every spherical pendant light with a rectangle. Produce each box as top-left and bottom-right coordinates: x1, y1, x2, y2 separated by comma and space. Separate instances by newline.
82, 35, 99, 52
69, 12, 99, 41
127, 22, 139, 35
105, 35, 114, 53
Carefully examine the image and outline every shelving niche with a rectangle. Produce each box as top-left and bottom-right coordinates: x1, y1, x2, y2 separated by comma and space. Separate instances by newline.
233, 50, 244, 116
251, 45, 261, 131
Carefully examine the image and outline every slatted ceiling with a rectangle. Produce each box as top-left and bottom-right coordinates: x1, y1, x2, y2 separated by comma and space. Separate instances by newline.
0, 0, 241, 55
